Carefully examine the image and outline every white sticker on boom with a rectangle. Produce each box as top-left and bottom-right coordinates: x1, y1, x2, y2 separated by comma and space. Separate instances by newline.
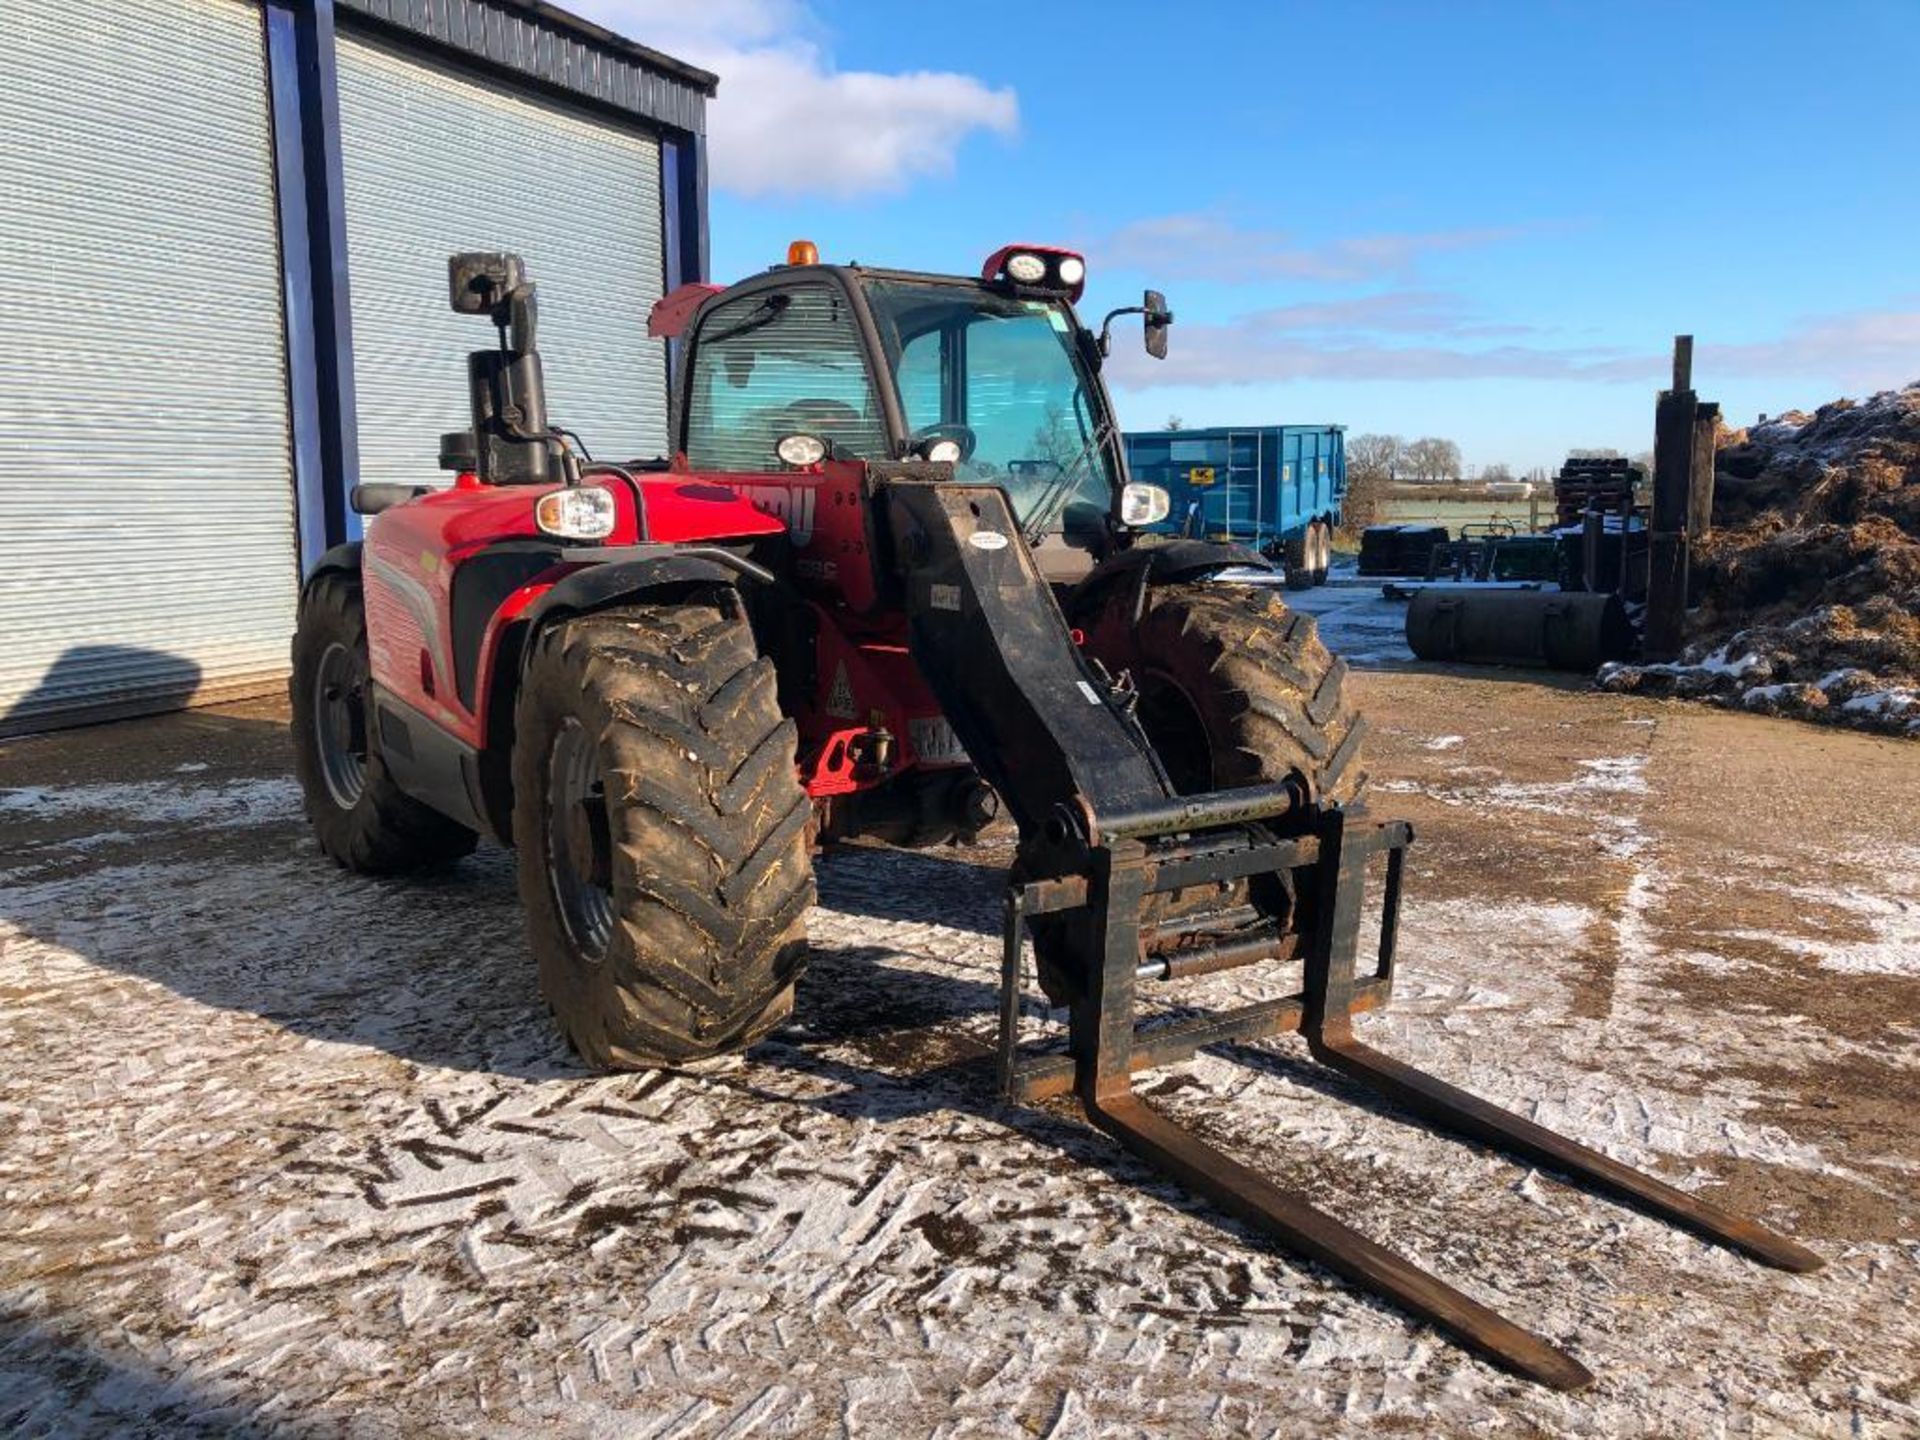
930, 583, 961, 611
1076, 680, 1103, 705
968, 530, 1009, 551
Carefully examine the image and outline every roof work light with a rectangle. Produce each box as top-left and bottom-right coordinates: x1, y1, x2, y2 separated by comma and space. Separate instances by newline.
981, 244, 1087, 302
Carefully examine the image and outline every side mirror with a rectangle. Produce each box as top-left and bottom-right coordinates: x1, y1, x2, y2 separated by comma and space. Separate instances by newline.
1144, 289, 1172, 359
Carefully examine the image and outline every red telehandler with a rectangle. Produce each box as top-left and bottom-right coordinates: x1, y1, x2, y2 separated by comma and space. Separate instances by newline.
291, 244, 1817, 1389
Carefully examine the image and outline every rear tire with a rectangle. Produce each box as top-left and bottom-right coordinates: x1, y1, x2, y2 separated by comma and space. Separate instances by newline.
1310, 520, 1333, 586
511, 595, 814, 1070
289, 570, 478, 874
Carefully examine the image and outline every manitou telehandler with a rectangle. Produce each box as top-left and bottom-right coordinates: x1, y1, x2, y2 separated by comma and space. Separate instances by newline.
291, 244, 1817, 1389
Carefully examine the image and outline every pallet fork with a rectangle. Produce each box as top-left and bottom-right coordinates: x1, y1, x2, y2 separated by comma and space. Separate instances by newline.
1000, 801, 1818, 1389
881, 476, 1820, 1390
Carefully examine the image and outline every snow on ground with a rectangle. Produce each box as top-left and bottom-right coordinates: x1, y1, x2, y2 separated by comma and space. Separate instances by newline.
1282, 580, 1415, 668
1, 704, 1917, 1437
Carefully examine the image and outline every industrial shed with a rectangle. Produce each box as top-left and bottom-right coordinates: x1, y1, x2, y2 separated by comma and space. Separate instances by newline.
0, 0, 713, 735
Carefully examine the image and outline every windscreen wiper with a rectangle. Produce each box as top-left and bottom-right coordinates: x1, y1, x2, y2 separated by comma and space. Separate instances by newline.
1020, 417, 1116, 547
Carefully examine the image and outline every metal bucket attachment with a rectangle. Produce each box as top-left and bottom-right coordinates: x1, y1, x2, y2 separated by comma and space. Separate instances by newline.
1406, 587, 1633, 670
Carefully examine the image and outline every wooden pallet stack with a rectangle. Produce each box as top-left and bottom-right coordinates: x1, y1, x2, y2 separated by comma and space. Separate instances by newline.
1553, 457, 1641, 527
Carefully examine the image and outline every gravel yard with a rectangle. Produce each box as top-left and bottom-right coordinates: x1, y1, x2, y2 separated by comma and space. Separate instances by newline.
3, 641, 1918, 1437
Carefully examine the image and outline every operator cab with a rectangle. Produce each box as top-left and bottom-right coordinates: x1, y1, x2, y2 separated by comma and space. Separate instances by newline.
667, 241, 1173, 581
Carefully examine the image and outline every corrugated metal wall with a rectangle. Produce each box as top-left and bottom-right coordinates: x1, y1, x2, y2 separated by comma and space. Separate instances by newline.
0, 0, 299, 736
334, 31, 670, 492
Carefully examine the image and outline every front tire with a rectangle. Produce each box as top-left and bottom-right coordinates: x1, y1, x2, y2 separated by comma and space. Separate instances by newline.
290, 570, 478, 873
1080, 580, 1366, 806
1038, 580, 1368, 1003
511, 595, 814, 1070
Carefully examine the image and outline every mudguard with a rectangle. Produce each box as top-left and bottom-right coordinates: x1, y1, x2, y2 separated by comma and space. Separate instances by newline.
301, 541, 363, 597
1066, 537, 1270, 621
517, 546, 774, 633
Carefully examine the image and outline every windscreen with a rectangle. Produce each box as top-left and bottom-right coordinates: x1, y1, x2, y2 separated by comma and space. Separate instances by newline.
865, 281, 1117, 535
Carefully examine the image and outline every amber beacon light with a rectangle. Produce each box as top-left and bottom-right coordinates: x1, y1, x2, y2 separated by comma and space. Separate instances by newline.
787, 239, 819, 266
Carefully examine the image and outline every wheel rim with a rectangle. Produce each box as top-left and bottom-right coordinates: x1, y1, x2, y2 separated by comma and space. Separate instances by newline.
1136, 669, 1214, 795
546, 717, 615, 962
313, 641, 369, 809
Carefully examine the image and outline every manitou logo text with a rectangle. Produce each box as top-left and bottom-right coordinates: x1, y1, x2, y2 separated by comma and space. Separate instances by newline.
737, 483, 816, 547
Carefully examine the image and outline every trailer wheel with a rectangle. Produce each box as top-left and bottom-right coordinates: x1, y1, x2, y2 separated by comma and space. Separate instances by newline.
1310, 520, 1333, 585
1282, 530, 1313, 590
290, 570, 479, 873
512, 594, 814, 1070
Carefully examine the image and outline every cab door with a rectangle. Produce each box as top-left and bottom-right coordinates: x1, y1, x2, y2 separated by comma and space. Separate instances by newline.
681, 280, 893, 612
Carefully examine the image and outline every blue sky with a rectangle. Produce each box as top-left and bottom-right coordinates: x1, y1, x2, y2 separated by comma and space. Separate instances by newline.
580, 1, 1918, 472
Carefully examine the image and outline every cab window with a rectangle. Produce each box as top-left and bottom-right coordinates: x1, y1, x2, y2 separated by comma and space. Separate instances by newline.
872, 281, 1116, 531
684, 285, 888, 470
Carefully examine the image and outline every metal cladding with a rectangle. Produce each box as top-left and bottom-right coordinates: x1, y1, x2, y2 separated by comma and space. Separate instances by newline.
337, 0, 714, 132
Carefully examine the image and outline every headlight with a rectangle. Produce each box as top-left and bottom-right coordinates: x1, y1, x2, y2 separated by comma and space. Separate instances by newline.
1004, 252, 1047, 284
1120, 482, 1171, 527
925, 438, 962, 465
534, 485, 616, 541
1055, 255, 1085, 287
775, 432, 828, 467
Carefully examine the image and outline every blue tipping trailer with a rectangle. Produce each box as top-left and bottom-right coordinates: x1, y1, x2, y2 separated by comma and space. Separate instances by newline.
1123, 424, 1346, 583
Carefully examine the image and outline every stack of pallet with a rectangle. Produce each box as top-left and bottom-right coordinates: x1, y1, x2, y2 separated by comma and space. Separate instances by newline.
1554, 458, 1641, 527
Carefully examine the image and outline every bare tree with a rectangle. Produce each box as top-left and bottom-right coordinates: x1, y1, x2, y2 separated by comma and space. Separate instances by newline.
1341, 432, 1402, 531
1030, 403, 1080, 469
1481, 462, 1515, 484
1346, 433, 1403, 482
1163, 415, 1186, 431
1403, 437, 1462, 483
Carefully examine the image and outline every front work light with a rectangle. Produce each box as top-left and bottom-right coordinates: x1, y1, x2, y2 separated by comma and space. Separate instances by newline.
1055, 255, 1086, 288
535, 485, 616, 541
1120, 482, 1171, 527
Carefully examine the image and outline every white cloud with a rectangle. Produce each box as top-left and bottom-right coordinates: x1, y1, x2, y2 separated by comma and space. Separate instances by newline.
1106, 322, 1653, 391
566, 1, 1018, 199
1705, 309, 1920, 391
1096, 214, 1525, 284
1108, 296, 1920, 394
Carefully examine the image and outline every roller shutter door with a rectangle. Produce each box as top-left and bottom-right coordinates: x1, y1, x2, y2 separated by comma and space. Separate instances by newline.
0, 0, 298, 736
334, 32, 669, 492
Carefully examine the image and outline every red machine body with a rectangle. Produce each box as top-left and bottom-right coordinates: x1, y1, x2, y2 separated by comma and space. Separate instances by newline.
362, 469, 779, 744
342, 242, 1116, 845
360, 455, 957, 809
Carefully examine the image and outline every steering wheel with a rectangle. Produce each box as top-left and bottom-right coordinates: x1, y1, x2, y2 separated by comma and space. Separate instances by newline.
908, 423, 978, 463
